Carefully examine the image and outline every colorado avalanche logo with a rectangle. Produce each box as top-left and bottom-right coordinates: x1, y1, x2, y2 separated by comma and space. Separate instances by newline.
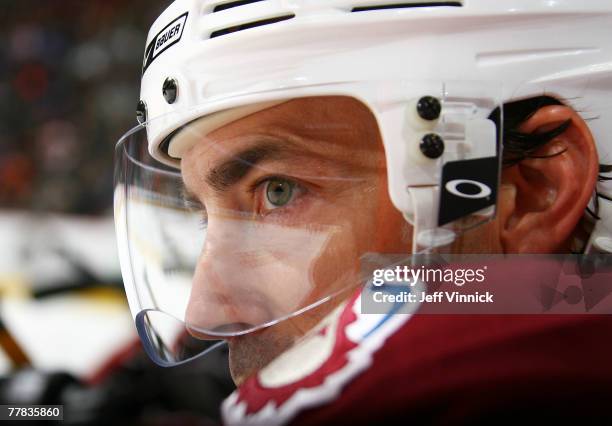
222, 289, 413, 425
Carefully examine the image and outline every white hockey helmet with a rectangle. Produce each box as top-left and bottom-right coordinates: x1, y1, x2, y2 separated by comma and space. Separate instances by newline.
114, 0, 612, 366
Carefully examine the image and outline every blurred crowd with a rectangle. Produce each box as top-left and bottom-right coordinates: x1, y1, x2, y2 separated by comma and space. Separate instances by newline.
0, 4, 236, 424
0, 0, 167, 214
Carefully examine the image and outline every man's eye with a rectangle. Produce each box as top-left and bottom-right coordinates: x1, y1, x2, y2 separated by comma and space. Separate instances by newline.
264, 178, 296, 209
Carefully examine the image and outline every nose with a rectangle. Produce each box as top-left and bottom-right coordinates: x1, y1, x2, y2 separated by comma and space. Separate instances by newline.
184, 217, 273, 337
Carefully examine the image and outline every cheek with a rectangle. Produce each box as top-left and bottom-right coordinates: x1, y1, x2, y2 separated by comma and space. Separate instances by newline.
308, 187, 411, 299
373, 196, 413, 253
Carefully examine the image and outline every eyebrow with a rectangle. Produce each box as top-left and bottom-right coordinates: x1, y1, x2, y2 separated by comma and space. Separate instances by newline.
181, 134, 362, 204
181, 141, 291, 207
205, 141, 287, 193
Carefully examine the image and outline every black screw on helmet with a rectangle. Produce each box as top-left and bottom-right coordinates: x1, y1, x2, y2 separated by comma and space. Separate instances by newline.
420, 133, 445, 159
162, 78, 178, 104
136, 100, 147, 124
416, 96, 442, 121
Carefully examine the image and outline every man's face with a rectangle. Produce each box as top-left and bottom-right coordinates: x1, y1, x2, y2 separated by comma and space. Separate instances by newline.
180, 97, 410, 384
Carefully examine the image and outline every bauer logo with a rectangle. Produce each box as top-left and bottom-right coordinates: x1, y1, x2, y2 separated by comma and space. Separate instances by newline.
143, 12, 188, 74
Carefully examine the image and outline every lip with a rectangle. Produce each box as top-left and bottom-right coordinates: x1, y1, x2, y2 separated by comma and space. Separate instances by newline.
224, 325, 270, 347
186, 322, 258, 340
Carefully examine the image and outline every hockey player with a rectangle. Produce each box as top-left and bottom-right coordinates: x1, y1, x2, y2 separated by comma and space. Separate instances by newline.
114, 1, 612, 424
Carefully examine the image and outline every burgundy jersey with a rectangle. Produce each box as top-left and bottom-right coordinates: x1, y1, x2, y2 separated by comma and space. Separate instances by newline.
222, 289, 612, 425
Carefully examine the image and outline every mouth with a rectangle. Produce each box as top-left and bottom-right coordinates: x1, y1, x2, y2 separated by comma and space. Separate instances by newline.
186, 322, 255, 340
224, 326, 289, 385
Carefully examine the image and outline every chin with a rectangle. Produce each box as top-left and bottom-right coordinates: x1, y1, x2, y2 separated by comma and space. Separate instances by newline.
225, 297, 348, 385
227, 326, 296, 386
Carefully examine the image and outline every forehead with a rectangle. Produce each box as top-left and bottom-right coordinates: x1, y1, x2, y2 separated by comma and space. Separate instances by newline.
191, 96, 379, 148
180, 96, 384, 188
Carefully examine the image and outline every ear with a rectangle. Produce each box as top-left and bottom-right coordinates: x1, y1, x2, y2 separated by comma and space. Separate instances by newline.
498, 105, 598, 253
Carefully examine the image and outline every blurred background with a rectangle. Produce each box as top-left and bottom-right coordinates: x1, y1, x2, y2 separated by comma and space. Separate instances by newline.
0, 1, 233, 424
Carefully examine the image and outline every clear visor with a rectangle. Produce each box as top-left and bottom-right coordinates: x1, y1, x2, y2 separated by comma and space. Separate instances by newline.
115, 82, 502, 367
114, 96, 417, 365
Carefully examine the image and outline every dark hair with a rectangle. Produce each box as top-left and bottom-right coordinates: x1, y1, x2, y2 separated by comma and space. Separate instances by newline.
491, 95, 610, 223
491, 95, 569, 167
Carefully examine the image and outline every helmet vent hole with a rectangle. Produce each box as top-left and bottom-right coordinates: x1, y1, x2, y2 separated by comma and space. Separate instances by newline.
213, 0, 266, 13
210, 14, 295, 38
351, 1, 462, 12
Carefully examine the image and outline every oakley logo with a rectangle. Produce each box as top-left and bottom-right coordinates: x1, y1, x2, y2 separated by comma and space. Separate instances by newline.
445, 179, 492, 199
